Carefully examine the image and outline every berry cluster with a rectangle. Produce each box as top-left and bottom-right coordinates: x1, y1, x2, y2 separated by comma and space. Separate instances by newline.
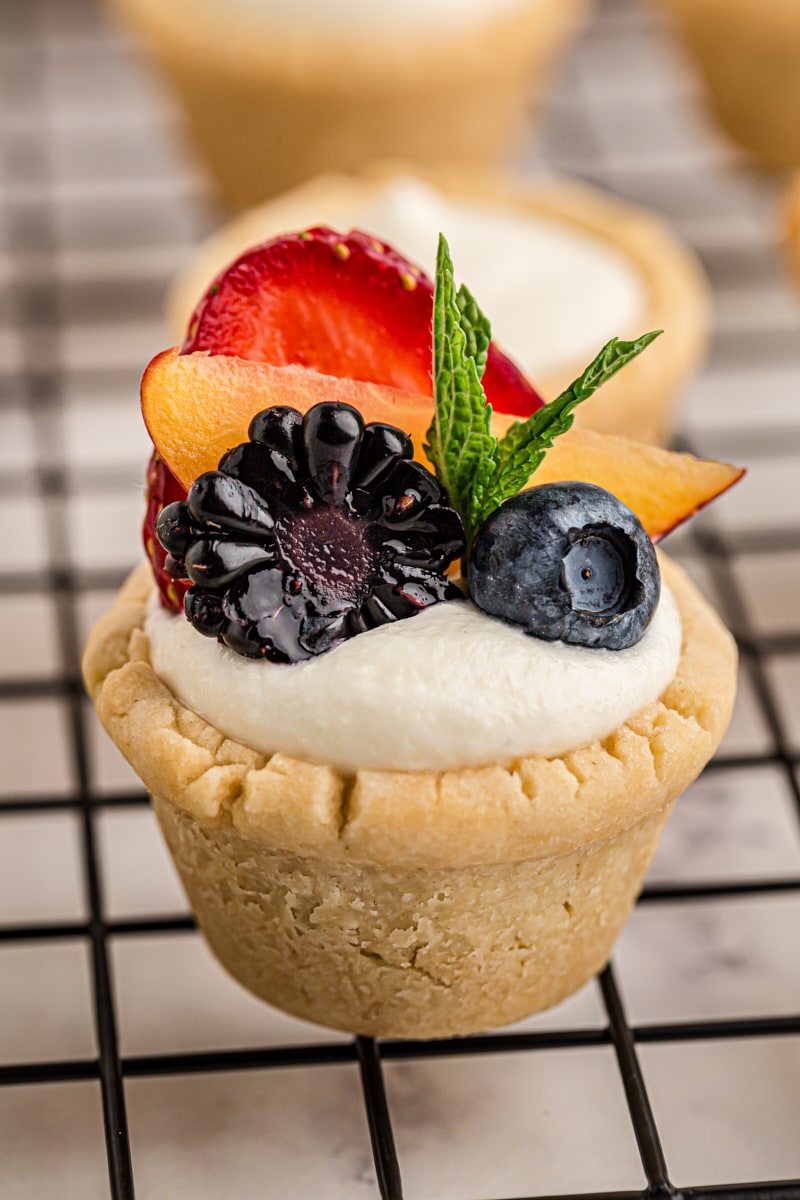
156, 403, 465, 662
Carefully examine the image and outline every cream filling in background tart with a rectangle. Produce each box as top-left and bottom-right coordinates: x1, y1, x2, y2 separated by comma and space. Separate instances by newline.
167, 168, 710, 444
197, 0, 524, 33
145, 584, 682, 774
108, 0, 586, 83
171, 175, 645, 383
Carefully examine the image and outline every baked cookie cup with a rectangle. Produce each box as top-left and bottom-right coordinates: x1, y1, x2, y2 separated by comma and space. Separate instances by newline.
659, 0, 800, 168
82, 557, 736, 1039
105, 0, 589, 209
167, 167, 710, 446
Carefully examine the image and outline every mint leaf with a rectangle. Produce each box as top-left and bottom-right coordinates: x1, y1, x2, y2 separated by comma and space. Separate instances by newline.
423, 237, 662, 550
477, 331, 662, 528
456, 283, 490, 380
424, 235, 498, 541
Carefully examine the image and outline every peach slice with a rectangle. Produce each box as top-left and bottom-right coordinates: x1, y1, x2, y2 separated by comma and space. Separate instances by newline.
529, 428, 744, 538
142, 348, 743, 541
143, 348, 434, 489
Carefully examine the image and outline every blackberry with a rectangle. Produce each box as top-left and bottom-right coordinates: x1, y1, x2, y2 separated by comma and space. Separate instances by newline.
156, 403, 465, 662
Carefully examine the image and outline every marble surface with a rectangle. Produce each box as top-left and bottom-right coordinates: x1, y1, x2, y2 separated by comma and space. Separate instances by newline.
1, 0, 800, 1197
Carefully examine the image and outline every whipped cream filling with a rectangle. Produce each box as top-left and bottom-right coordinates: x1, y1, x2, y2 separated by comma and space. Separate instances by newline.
145, 585, 682, 774
229, 178, 646, 379
199, 0, 524, 34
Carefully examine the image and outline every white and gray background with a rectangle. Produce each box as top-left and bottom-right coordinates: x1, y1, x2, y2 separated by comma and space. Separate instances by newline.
0, 0, 799, 1196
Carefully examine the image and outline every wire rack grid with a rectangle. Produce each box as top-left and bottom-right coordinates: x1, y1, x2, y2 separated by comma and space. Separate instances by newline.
0, 0, 799, 1198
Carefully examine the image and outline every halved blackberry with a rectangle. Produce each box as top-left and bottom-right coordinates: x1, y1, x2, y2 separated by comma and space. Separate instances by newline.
155, 403, 465, 662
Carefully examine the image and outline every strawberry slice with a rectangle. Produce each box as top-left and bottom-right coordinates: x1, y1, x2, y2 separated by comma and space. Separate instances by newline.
142, 451, 191, 613
145, 226, 542, 611
182, 227, 542, 417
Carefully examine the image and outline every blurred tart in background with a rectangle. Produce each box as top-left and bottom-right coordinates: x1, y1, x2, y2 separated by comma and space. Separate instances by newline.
781, 173, 800, 286
168, 167, 711, 445
106, 0, 590, 208
659, 0, 800, 168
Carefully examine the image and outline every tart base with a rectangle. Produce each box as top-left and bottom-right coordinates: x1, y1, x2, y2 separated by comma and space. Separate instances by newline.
82, 557, 736, 1037
153, 794, 672, 1038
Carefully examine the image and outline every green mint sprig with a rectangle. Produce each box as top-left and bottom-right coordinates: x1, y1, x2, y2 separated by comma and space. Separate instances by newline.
423, 235, 497, 537
423, 233, 662, 546
475, 330, 662, 531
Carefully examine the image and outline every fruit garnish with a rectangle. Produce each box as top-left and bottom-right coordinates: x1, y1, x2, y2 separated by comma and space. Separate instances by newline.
143, 228, 742, 622
182, 226, 542, 418
155, 402, 464, 662
146, 223, 539, 616
468, 483, 660, 650
142, 349, 743, 544
530, 429, 744, 538
142, 349, 435, 492
422, 233, 737, 651
142, 451, 191, 612
425, 234, 662, 547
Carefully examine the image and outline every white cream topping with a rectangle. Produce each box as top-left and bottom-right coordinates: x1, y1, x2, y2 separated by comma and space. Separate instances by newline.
200, 0, 523, 34
228, 178, 647, 380
145, 585, 682, 774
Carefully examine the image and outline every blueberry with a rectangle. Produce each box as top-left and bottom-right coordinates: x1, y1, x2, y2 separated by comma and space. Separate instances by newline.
468, 482, 660, 650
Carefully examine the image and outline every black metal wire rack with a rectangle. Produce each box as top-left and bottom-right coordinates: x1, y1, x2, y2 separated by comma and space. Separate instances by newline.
1, 0, 799, 1197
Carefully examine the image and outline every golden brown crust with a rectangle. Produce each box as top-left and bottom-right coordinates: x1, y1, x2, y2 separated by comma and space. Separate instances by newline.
151, 794, 673, 1037
166, 167, 710, 445
82, 556, 736, 869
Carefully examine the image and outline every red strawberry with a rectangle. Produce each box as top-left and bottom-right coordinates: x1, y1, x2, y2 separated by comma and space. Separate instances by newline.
143, 451, 191, 613
183, 227, 542, 417
145, 226, 543, 611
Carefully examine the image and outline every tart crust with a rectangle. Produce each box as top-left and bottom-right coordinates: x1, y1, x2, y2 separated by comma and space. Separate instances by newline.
166, 167, 710, 446
83, 556, 736, 1036
106, 0, 589, 208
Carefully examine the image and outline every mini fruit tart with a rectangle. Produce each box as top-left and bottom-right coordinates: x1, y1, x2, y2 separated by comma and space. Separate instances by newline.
83, 229, 741, 1039
167, 168, 711, 446
105, 0, 589, 208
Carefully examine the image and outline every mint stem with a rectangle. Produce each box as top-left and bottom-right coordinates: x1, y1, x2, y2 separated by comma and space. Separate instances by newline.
473, 331, 663, 536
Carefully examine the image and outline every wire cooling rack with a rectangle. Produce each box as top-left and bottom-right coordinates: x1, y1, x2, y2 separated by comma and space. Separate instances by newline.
1, 0, 799, 1197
